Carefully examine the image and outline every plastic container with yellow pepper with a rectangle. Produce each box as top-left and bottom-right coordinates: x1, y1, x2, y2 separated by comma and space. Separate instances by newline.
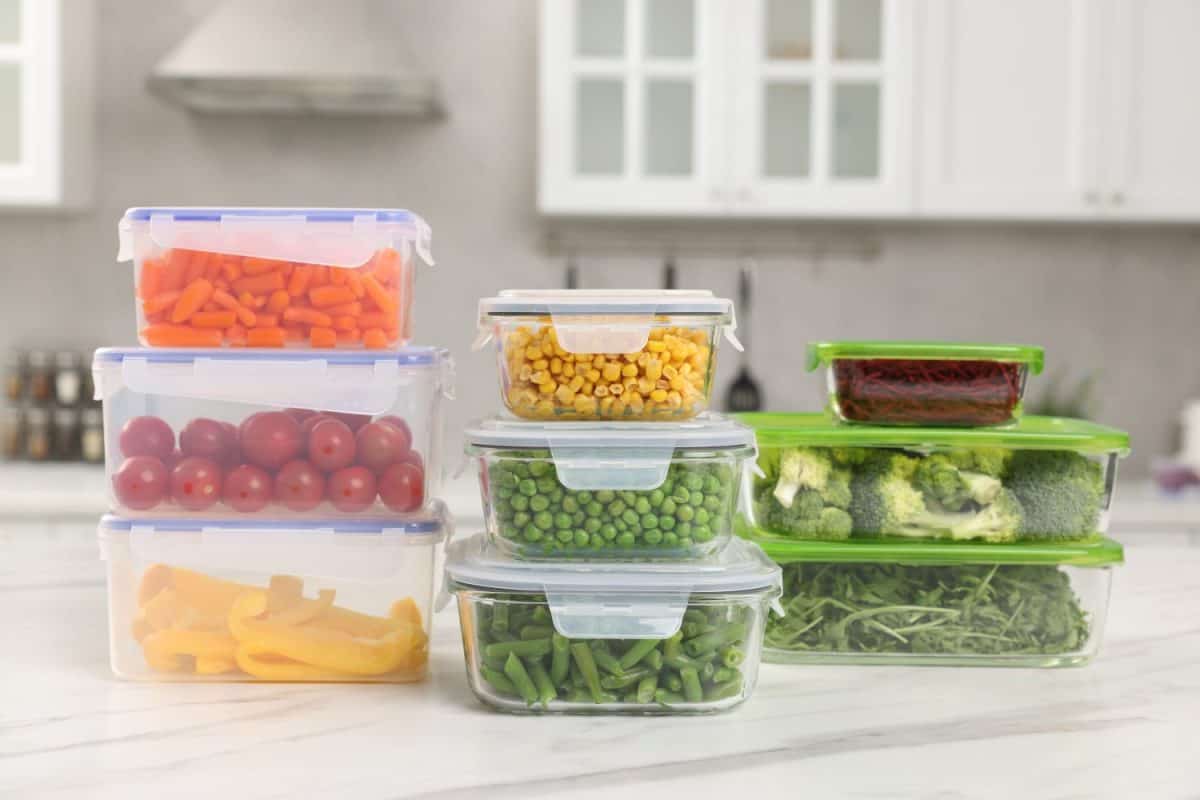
474, 290, 740, 421
98, 503, 449, 682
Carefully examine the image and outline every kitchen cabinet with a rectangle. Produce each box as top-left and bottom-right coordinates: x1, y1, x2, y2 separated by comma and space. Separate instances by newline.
538, 0, 911, 217
0, 0, 91, 208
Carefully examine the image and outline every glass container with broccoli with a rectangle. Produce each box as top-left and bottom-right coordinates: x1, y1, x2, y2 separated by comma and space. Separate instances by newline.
738, 414, 1129, 544
465, 416, 757, 559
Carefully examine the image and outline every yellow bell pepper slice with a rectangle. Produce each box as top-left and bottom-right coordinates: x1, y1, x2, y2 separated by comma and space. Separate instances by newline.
142, 629, 238, 674
234, 642, 355, 681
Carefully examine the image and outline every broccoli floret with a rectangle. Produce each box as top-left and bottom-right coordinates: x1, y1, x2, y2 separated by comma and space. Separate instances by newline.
826, 467, 853, 510
830, 448, 869, 467
754, 483, 851, 541
817, 507, 854, 539
914, 454, 1003, 511
908, 489, 1024, 543
849, 452, 926, 535
946, 448, 1013, 478
1007, 450, 1105, 540
772, 448, 833, 508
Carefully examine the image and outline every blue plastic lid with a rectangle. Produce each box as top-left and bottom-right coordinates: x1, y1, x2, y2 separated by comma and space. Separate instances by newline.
99, 502, 449, 537
93, 346, 446, 367
123, 207, 420, 224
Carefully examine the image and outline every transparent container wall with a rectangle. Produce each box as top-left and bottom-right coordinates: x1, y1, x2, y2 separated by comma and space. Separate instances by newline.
487, 315, 723, 421
98, 362, 443, 518
453, 590, 769, 714
102, 532, 438, 682
474, 448, 746, 560
826, 359, 1031, 427
748, 444, 1119, 543
129, 237, 418, 350
765, 562, 1112, 667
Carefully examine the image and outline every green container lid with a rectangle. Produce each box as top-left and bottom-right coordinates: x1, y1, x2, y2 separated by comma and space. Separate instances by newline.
736, 412, 1130, 456
806, 341, 1045, 374
741, 523, 1124, 568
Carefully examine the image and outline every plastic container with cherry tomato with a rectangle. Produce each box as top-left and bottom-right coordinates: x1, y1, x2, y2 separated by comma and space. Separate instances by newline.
118, 208, 433, 349
93, 347, 452, 518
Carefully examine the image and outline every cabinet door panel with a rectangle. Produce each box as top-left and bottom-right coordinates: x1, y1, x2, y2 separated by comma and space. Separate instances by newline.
916, 0, 1101, 217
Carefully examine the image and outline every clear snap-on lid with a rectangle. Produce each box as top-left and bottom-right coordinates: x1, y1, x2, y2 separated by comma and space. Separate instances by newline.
98, 501, 451, 583
118, 207, 434, 268
464, 414, 756, 491
443, 533, 781, 639
92, 346, 454, 414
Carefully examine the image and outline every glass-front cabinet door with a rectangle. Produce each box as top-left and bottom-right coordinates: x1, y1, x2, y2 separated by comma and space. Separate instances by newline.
539, 0, 726, 214
726, 0, 912, 214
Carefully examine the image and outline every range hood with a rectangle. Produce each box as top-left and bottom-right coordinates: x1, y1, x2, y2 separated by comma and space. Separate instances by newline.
148, 0, 442, 117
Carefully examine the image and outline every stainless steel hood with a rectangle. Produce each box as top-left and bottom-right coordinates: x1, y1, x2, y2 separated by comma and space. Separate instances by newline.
148, 0, 442, 117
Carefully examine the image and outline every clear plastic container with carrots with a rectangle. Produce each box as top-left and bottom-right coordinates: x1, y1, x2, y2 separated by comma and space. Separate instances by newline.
118, 208, 434, 349
93, 347, 453, 519
99, 506, 449, 682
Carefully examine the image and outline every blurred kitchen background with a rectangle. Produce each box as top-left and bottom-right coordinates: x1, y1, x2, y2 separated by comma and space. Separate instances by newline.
2, 0, 1200, 530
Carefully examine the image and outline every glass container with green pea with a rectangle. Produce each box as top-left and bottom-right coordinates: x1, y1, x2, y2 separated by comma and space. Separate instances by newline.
465, 416, 757, 560
444, 534, 782, 714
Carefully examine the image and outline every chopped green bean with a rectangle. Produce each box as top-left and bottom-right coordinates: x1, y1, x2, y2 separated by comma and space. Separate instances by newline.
636, 673, 658, 704
481, 665, 516, 693
685, 623, 746, 657
618, 638, 660, 670
705, 677, 744, 702
550, 633, 570, 686
491, 604, 509, 634
571, 642, 607, 703
680, 666, 703, 703
588, 641, 625, 676
504, 653, 538, 705
720, 645, 745, 669
483, 638, 553, 660
654, 689, 685, 705
599, 667, 653, 690
527, 658, 557, 706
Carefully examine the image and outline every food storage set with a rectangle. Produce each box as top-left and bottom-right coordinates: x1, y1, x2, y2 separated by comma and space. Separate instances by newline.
447, 289, 782, 714
737, 340, 1131, 667
97, 208, 453, 683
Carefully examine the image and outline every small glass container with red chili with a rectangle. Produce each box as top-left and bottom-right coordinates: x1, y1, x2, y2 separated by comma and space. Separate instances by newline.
806, 342, 1045, 427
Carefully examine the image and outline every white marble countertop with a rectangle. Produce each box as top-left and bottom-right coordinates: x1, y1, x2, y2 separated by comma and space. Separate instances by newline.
2, 524, 1199, 800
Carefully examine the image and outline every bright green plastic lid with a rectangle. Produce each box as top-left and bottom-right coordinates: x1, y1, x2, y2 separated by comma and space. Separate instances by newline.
741, 525, 1124, 568
736, 413, 1129, 456
806, 341, 1045, 374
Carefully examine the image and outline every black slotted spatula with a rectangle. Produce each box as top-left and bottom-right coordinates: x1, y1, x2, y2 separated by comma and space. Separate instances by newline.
725, 263, 763, 412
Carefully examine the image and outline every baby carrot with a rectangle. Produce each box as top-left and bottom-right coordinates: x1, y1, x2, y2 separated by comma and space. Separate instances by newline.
346, 271, 366, 299
162, 250, 190, 292
309, 327, 337, 348
189, 310, 237, 328
241, 257, 282, 276
220, 258, 242, 282
332, 315, 357, 332
212, 288, 257, 327
372, 248, 400, 282
204, 254, 223, 282
171, 278, 215, 323
336, 328, 361, 344
308, 265, 330, 287
358, 311, 392, 330
266, 289, 290, 313
329, 267, 347, 286
143, 290, 183, 316
232, 272, 285, 295
139, 257, 166, 299
362, 328, 388, 350
226, 324, 248, 347
182, 251, 208, 286
308, 285, 356, 308
143, 324, 223, 347
282, 307, 333, 327
362, 274, 397, 315
283, 326, 306, 342
325, 301, 362, 317
287, 265, 313, 297
246, 327, 286, 348
251, 313, 279, 328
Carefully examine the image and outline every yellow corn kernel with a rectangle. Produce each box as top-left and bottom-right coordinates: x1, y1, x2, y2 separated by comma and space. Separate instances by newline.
621, 363, 638, 378
518, 364, 533, 382
524, 345, 542, 361
574, 395, 598, 415
562, 361, 576, 378
609, 382, 624, 396
670, 376, 687, 392
646, 340, 667, 352
586, 368, 601, 383
636, 352, 649, 367
550, 357, 562, 374
575, 353, 593, 363
680, 363, 693, 376
690, 352, 707, 369
599, 396, 615, 415
623, 353, 639, 363
535, 399, 555, 416
530, 370, 550, 385
538, 379, 557, 394
667, 391, 683, 409
533, 358, 549, 371
627, 392, 644, 410
656, 378, 670, 390
594, 384, 610, 397
601, 363, 622, 382
648, 328, 665, 341
650, 389, 668, 403
645, 358, 663, 381
643, 400, 658, 414
582, 382, 594, 395
568, 375, 585, 392
637, 377, 655, 394
611, 399, 627, 416
555, 384, 576, 405
592, 354, 607, 366
662, 364, 678, 380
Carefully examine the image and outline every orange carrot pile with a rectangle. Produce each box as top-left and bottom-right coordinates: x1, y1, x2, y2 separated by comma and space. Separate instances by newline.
137, 248, 406, 349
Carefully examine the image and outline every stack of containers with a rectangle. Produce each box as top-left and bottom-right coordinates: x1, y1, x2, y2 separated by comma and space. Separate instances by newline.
95, 208, 454, 683
444, 291, 783, 713
738, 341, 1130, 667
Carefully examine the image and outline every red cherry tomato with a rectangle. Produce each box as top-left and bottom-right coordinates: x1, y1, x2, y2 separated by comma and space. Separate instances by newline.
179, 418, 235, 461
284, 408, 318, 424
170, 457, 223, 511
239, 411, 302, 470
307, 418, 356, 472
355, 422, 405, 473
222, 464, 273, 512
375, 416, 414, 453
378, 462, 424, 512
112, 456, 169, 510
274, 459, 325, 511
397, 449, 423, 469
118, 416, 175, 460
325, 411, 371, 433
219, 422, 241, 467
328, 466, 377, 512
299, 413, 335, 440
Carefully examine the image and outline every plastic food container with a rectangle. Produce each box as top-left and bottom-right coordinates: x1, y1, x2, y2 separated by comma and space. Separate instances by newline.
94, 347, 452, 518
465, 415, 756, 559
751, 532, 1122, 667
443, 533, 781, 714
475, 290, 739, 420
118, 208, 434, 349
737, 413, 1129, 544
806, 341, 1045, 426
99, 504, 449, 681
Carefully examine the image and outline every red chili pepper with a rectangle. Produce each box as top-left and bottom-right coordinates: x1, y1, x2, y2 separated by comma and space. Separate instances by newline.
832, 358, 1024, 426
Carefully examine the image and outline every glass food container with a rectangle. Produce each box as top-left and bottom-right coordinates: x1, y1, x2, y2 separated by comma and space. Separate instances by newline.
93, 347, 452, 518
100, 504, 449, 681
119, 208, 434, 349
806, 341, 1045, 427
443, 533, 781, 714
750, 532, 1122, 667
465, 414, 756, 560
475, 290, 740, 421
736, 413, 1129, 544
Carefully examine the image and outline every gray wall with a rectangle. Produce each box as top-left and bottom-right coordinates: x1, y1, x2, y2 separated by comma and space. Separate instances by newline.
1, 0, 1197, 476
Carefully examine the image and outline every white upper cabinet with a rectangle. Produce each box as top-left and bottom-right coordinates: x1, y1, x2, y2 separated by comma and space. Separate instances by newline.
915, 0, 1103, 218
0, 0, 91, 209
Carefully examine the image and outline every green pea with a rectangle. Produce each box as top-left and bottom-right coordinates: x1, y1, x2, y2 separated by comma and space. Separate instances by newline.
672, 487, 690, 505
534, 511, 554, 530
634, 497, 651, 515
614, 519, 627, 532
576, 491, 593, 505
704, 495, 722, 513
704, 475, 722, 494
529, 495, 549, 512
689, 491, 705, 507
510, 462, 530, 478
678, 537, 693, 549
694, 525, 713, 542
536, 476, 557, 492
596, 490, 615, 504
573, 530, 590, 547
649, 489, 665, 507
556, 528, 574, 543
510, 494, 529, 512
660, 515, 675, 531
555, 512, 573, 530
549, 488, 564, 503
676, 505, 695, 522
676, 521, 692, 538
499, 470, 519, 489
528, 461, 551, 478
695, 508, 711, 525
660, 498, 677, 516
640, 514, 659, 529
662, 532, 679, 547
617, 532, 635, 547
600, 524, 617, 541
619, 491, 637, 505
609, 500, 627, 516
519, 479, 537, 497
586, 501, 603, 517
621, 509, 639, 526
496, 487, 514, 500
562, 496, 579, 514
644, 528, 663, 545
684, 473, 704, 491
513, 511, 531, 528
523, 525, 542, 542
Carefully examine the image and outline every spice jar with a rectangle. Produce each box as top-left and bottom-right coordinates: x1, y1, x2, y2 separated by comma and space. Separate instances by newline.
4, 350, 25, 402
24, 407, 51, 461
53, 407, 80, 461
27, 350, 52, 405
80, 407, 104, 464
54, 351, 82, 407
2, 407, 22, 459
